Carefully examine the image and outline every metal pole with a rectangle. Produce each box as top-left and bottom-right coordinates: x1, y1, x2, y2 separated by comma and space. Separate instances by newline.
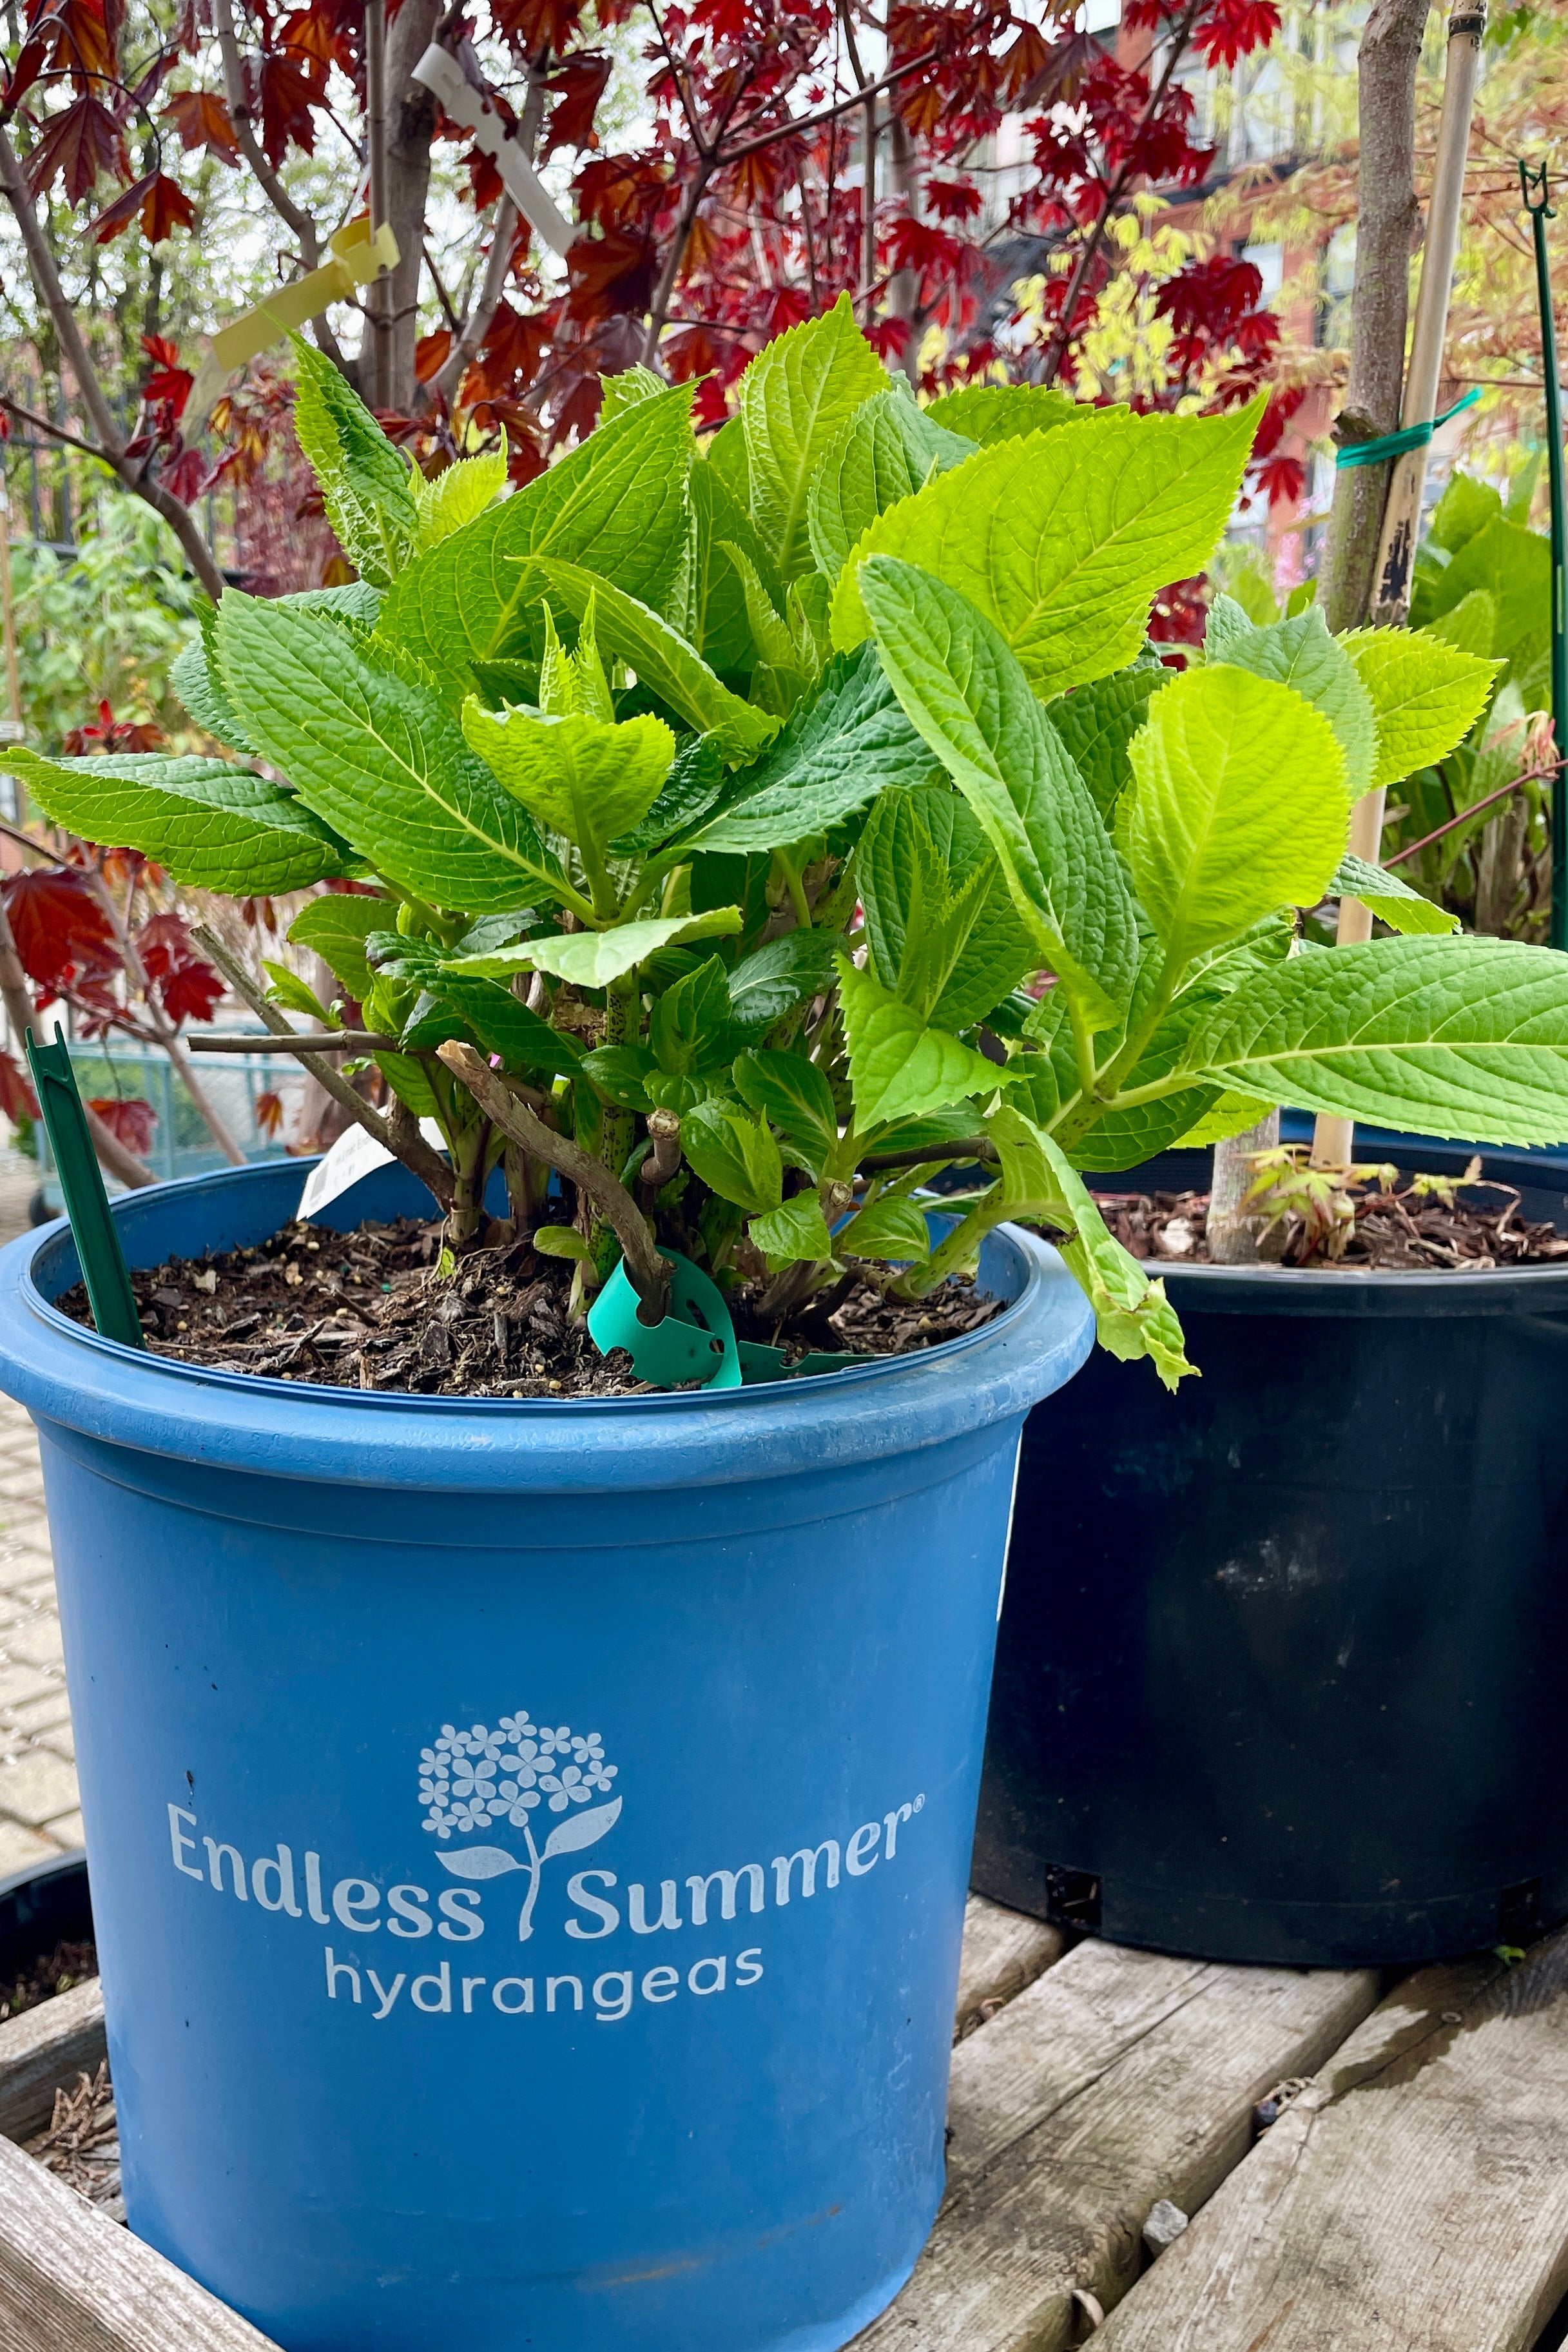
1313, 0, 1487, 1166
1522, 160, 1567, 953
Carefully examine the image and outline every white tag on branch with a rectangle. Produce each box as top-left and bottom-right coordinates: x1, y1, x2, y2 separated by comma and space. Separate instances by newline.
412, 45, 575, 260
296, 1119, 445, 1222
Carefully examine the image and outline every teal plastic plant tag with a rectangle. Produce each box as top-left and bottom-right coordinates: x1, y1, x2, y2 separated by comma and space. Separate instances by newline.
25, 1031, 145, 1351
586, 1250, 740, 1389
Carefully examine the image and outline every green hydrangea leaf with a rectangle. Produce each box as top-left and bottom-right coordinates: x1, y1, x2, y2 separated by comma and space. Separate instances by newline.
832, 396, 1264, 700
291, 333, 418, 588
681, 1101, 784, 1213
287, 894, 390, 1002
806, 387, 976, 581
6, 748, 351, 895
1342, 629, 1500, 790
738, 292, 889, 580
1205, 597, 1378, 799
858, 556, 1138, 1029
749, 1193, 833, 1268
413, 445, 508, 550
447, 908, 744, 989
461, 701, 675, 859
837, 953, 1018, 1129
1190, 935, 1568, 1145
1115, 663, 1350, 965
923, 384, 1093, 445
215, 592, 566, 914
1045, 663, 1171, 822
1330, 852, 1459, 936
836, 1196, 931, 1259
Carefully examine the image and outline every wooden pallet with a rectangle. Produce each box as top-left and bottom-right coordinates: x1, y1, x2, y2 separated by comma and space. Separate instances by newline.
4, 1898, 1568, 2350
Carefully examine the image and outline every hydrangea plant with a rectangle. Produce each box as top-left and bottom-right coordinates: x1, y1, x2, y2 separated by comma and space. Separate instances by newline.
15, 297, 1568, 1391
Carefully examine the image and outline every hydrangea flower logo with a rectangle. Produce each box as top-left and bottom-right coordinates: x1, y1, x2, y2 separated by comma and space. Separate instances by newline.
419, 1713, 621, 1939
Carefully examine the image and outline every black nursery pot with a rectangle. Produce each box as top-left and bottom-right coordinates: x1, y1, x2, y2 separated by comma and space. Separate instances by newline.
0, 1849, 92, 1978
971, 1142, 1568, 1968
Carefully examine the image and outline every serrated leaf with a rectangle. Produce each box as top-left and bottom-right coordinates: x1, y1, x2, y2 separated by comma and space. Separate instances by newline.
1426, 588, 1496, 658
681, 1101, 784, 1212
6, 748, 350, 893
414, 445, 508, 549
750, 1194, 834, 1267
987, 1104, 1194, 1388
1415, 515, 1550, 668
1205, 597, 1378, 799
649, 955, 737, 1076
1342, 630, 1500, 790
1330, 852, 1459, 935
448, 908, 744, 988
858, 558, 1137, 1029
807, 387, 976, 579
1116, 663, 1349, 964
726, 928, 842, 1033
1045, 665, 1170, 823
1171, 1090, 1276, 1147
291, 333, 418, 588
1428, 471, 1502, 555
215, 593, 565, 915
525, 562, 778, 763
732, 1048, 838, 1158
376, 384, 698, 696
287, 894, 389, 1001
837, 954, 1017, 1129
836, 1196, 931, 1259
924, 385, 1093, 445
832, 398, 1264, 699
1188, 936, 1568, 1145
739, 293, 889, 581
580, 1044, 657, 1109
171, 635, 255, 754
461, 700, 675, 861
688, 460, 782, 672
684, 644, 935, 853
859, 782, 1037, 1036
600, 365, 666, 422
605, 735, 723, 857
262, 962, 330, 1023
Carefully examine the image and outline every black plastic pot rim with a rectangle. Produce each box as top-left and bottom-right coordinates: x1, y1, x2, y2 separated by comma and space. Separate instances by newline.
1145, 1256, 1568, 1319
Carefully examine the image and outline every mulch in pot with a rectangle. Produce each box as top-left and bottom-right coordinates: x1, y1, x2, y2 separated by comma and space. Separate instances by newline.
53, 1217, 1002, 1398
1089, 1167, 1568, 1272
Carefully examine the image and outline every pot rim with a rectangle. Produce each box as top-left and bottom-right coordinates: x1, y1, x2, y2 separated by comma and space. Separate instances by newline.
0, 1160, 1095, 1493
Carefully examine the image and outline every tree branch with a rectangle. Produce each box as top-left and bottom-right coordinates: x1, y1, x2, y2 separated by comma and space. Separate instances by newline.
715, 48, 937, 171
0, 130, 227, 599
191, 924, 456, 1209
432, 193, 518, 405
438, 1041, 669, 1313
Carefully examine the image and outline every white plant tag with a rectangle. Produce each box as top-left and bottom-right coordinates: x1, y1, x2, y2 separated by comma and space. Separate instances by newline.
296, 1120, 445, 1222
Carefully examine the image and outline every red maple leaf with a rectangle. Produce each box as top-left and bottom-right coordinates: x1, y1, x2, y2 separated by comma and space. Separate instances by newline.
88, 169, 197, 244
162, 88, 240, 163
159, 442, 210, 505
1000, 21, 1051, 99
492, 0, 586, 52
141, 332, 193, 416
255, 50, 322, 164
1252, 452, 1306, 509
414, 329, 452, 384
25, 95, 130, 202
87, 1096, 157, 1155
0, 1049, 39, 1125
563, 228, 654, 324
254, 1089, 285, 1140
922, 177, 982, 223
135, 910, 223, 1026
1193, 0, 1281, 68
543, 53, 612, 156
886, 215, 965, 278
3, 869, 115, 988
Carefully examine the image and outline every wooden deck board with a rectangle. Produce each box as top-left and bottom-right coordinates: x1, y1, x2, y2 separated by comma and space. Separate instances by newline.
857, 1940, 1380, 2351
1093, 1929, 1568, 2352
0, 1979, 107, 2145
953, 1895, 1063, 2041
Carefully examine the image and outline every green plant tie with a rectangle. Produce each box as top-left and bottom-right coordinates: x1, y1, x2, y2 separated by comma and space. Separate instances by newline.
1333, 385, 1483, 469
25, 1031, 145, 1350
587, 1249, 740, 1389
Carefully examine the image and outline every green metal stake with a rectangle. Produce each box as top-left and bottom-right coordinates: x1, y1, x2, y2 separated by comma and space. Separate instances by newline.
1522, 159, 1568, 953
24, 1031, 144, 1349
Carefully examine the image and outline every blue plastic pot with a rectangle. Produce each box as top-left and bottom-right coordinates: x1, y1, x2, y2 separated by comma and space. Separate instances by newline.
0, 1159, 1090, 2352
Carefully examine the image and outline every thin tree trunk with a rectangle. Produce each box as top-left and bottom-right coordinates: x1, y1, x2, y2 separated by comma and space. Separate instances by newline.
384, 0, 442, 413
887, 112, 920, 382
1319, 0, 1430, 635
1206, 1111, 1284, 1263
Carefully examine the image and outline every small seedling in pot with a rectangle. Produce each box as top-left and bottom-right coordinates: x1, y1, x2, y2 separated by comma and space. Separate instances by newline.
15, 302, 1568, 1390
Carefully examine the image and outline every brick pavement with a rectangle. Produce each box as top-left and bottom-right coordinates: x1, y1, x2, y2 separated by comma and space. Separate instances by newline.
0, 1149, 82, 1874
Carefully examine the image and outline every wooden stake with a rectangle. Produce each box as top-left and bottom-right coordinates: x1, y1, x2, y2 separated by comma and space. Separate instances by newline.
1312, 0, 1487, 1169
